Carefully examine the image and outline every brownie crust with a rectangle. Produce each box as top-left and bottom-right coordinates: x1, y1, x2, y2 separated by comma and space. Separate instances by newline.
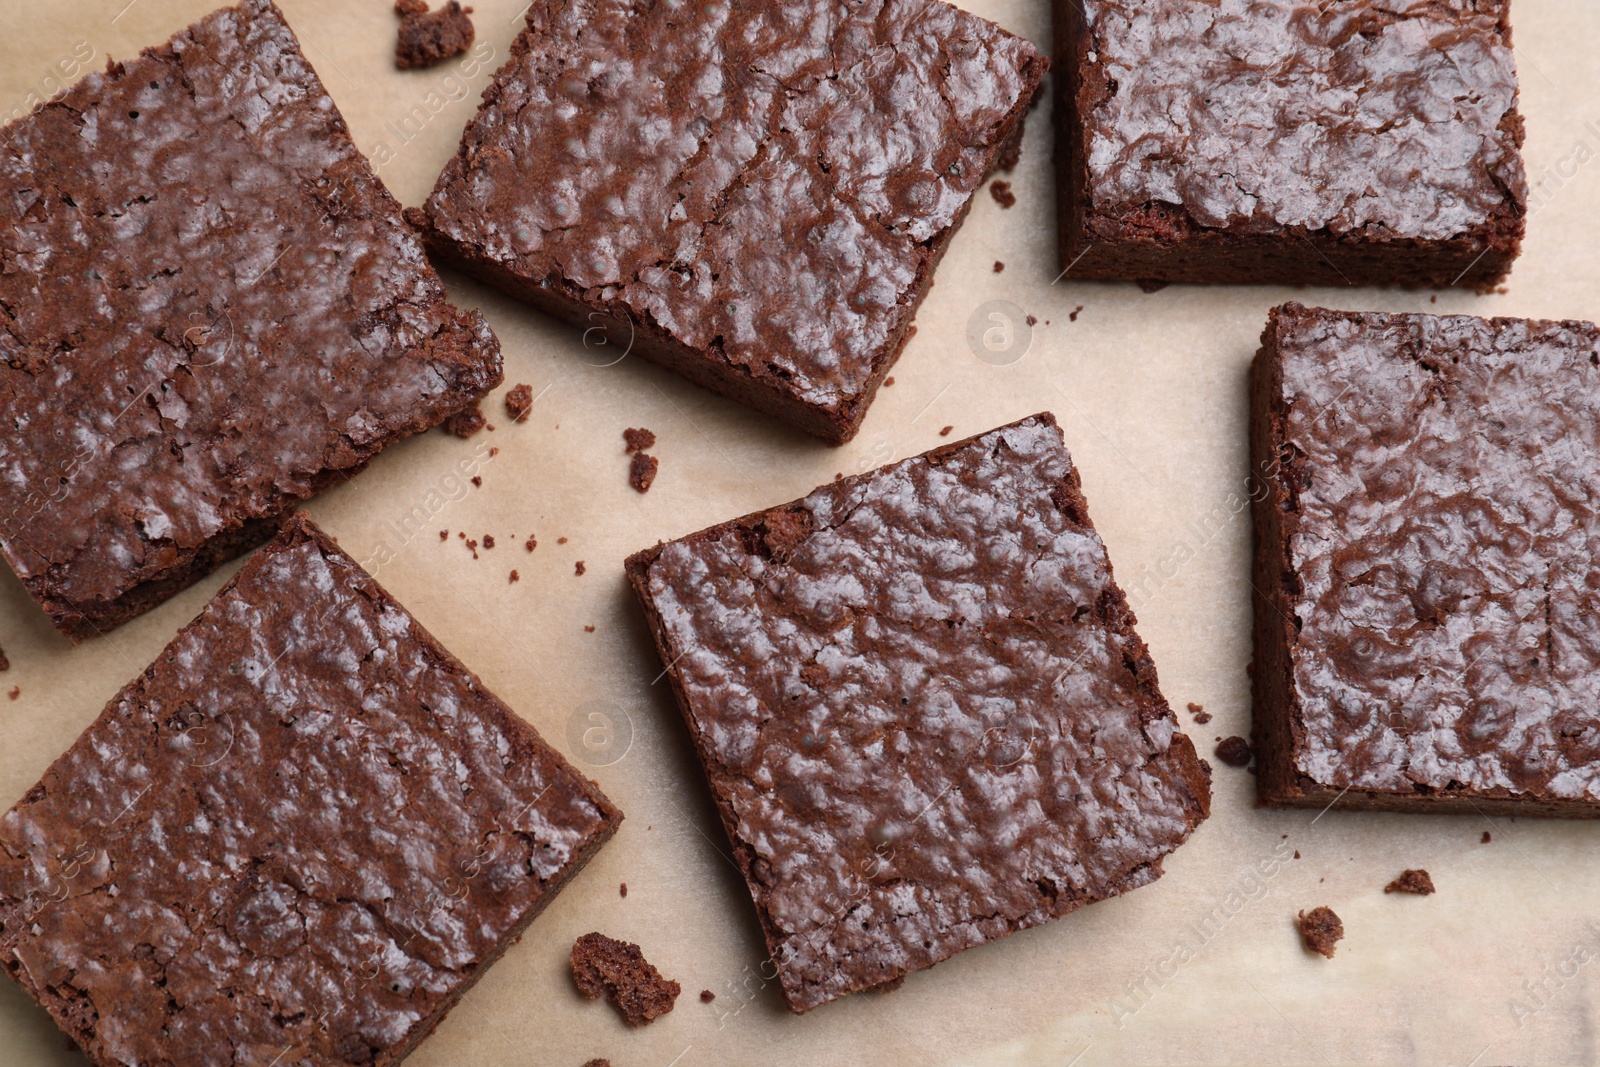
0, 0, 502, 642
413, 1, 1046, 443
627, 414, 1210, 1011
0, 516, 621, 1066
1054, 0, 1527, 289
1252, 303, 1600, 815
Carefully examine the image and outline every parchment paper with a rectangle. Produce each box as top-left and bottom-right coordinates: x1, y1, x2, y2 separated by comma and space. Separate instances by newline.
2, 1, 1599, 1063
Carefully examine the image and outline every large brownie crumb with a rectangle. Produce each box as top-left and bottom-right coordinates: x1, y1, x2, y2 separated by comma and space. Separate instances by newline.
990, 180, 1017, 208
629, 453, 660, 494
505, 383, 535, 423
1215, 736, 1252, 768
395, 0, 476, 70
623, 427, 656, 453
1385, 869, 1436, 896
443, 402, 488, 438
570, 932, 681, 1027
1298, 907, 1344, 959
700, 989, 716, 1003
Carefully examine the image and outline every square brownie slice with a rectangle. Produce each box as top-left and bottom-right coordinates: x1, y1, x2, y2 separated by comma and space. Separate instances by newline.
1252, 303, 1600, 815
1054, 0, 1527, 288
0, 515, 621, 1066
627, 414, 1210, 1011
411, 1, 1046, 444
0, 0, 502, 642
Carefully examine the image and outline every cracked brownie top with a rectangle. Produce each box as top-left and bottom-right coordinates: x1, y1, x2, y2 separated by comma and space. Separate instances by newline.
627, 414, 1209, 1011
0, 0, 500, 639
415, 0, 1045, 430
1074, 0, 1525, 239
1262, 303, 1600, 800
0, 516, 619, 1067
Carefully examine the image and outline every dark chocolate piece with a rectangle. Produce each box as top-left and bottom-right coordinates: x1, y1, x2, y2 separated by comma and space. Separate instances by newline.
1385, 869, 1436, 896
1252, 303, 1600, 816
0, 0, 501, 642
1298, 907, 1344, 958
570, 932, 681, 1027
412, 0, 1047, 443
395, 0, 476, 70
1054, 0, 1527, 288
627, 413, 1210, 1012
0, 516, 621, 1066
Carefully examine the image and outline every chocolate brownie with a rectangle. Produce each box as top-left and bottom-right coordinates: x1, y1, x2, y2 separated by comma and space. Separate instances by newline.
411, 1, 1047, 444
627, 414, 1210, 1012
1054, 1, 1527, 288
395, 0, 476, 70
1252, 303, 1600, 815
0, 515, 620, 1067
1298, 907, 1344, 958
0, 0, 501, 642
570, 932, 681, 1027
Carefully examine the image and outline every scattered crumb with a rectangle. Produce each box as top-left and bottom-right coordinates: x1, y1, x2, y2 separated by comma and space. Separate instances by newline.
1385, 869, 1436, 896
458, 532, 465, 539
993, 260, 1005, 273
7, 687, 18, 701
1430, 294, 1438, 303
700, 989, 716, 1003
489, 446, 499, 457
1481, 831, 1492, 844
1188, 702, 1213, 724
989, 179, 1016, 208
1025, 314, 1037, 327
0, 647, 8, 671
1069, 305, 1084, 322
1297, 907, 1344, 959
575, 561, 587, 576
570, 932, 681, 1027
584, 625, 595, 633
1214, 736, 1252, 768
482, 534, 495, 550
395, 0, 475, 70
1293, 850, 1301, 859
558, 537, 569, 545
620, 883, 628, 898
465, 539, 479, 560
486, 422, 496, 432
1137, 279, 1170, 293
471, 476, 482, 488
442, 403, 486, 438
525, 537, 538, 552
884, 376, 896, 387
509, 570, 520, 584
939, 426, 954, 437
623, 427, 656, 453
581, 1060, 611, 1067
630, 452, 660, 494
439, 530, 448, 542
505, 383, 534, 423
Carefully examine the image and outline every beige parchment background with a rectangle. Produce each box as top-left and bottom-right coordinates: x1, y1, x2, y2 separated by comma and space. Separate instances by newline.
1, 1, 1599, 1064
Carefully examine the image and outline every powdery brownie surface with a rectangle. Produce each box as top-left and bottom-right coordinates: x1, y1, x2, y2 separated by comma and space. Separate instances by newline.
627, 413, 1210, 1011
0, 0, 501, 641
0, 516, 620, 1067
412, 0, 1046, 443
1252, 303, 1600, 815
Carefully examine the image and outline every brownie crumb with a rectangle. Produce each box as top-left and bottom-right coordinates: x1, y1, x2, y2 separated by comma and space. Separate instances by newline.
584, 625, 595, 633
525, 537, 538, 552
884, 376, 895, 387
575, 561, 586, 576
630, 452, 660, 494
939, 426, 954, 437
619, 882, 627, 898
489, 446, 499, 457
570, 932, 681, 1027
442, 403, 487, 438
989, 180, 1016, 208
1188, 702, 1213, 724
471, 476, 482, 487
700, 989, 716, 1003
623, 427, 656, 453
1137, 279, 1170, 293
1297, 907, 1344, 958
465, 539, 479, 559
509, 570, 520, 584
1293, 850, 1301, 859
7, 687, 18, 701
558, 537, 569, 545
1069, 305, 1084, 322
1385, 869, 1436, 896
993, 260, 1005, 273
482, 534, 495, 549
1481, 831, 1493, 844
395, 0, 475, 70
582, 1060, 611, 1067
1215, 736, 1252, 768
0, 647, 8, 672
439, 530, 448, 542
1025, 314, 1038, 327
505, 383, 534, 423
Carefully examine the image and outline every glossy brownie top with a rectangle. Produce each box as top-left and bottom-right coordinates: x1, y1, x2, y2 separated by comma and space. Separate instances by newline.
1074, 0, 1525, 238
1268, 303, 1600, 800
0, 517, 619, 1066
631, 414, 1209, 1010
0, 0, 499, 628
418, 0, 1044, 418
